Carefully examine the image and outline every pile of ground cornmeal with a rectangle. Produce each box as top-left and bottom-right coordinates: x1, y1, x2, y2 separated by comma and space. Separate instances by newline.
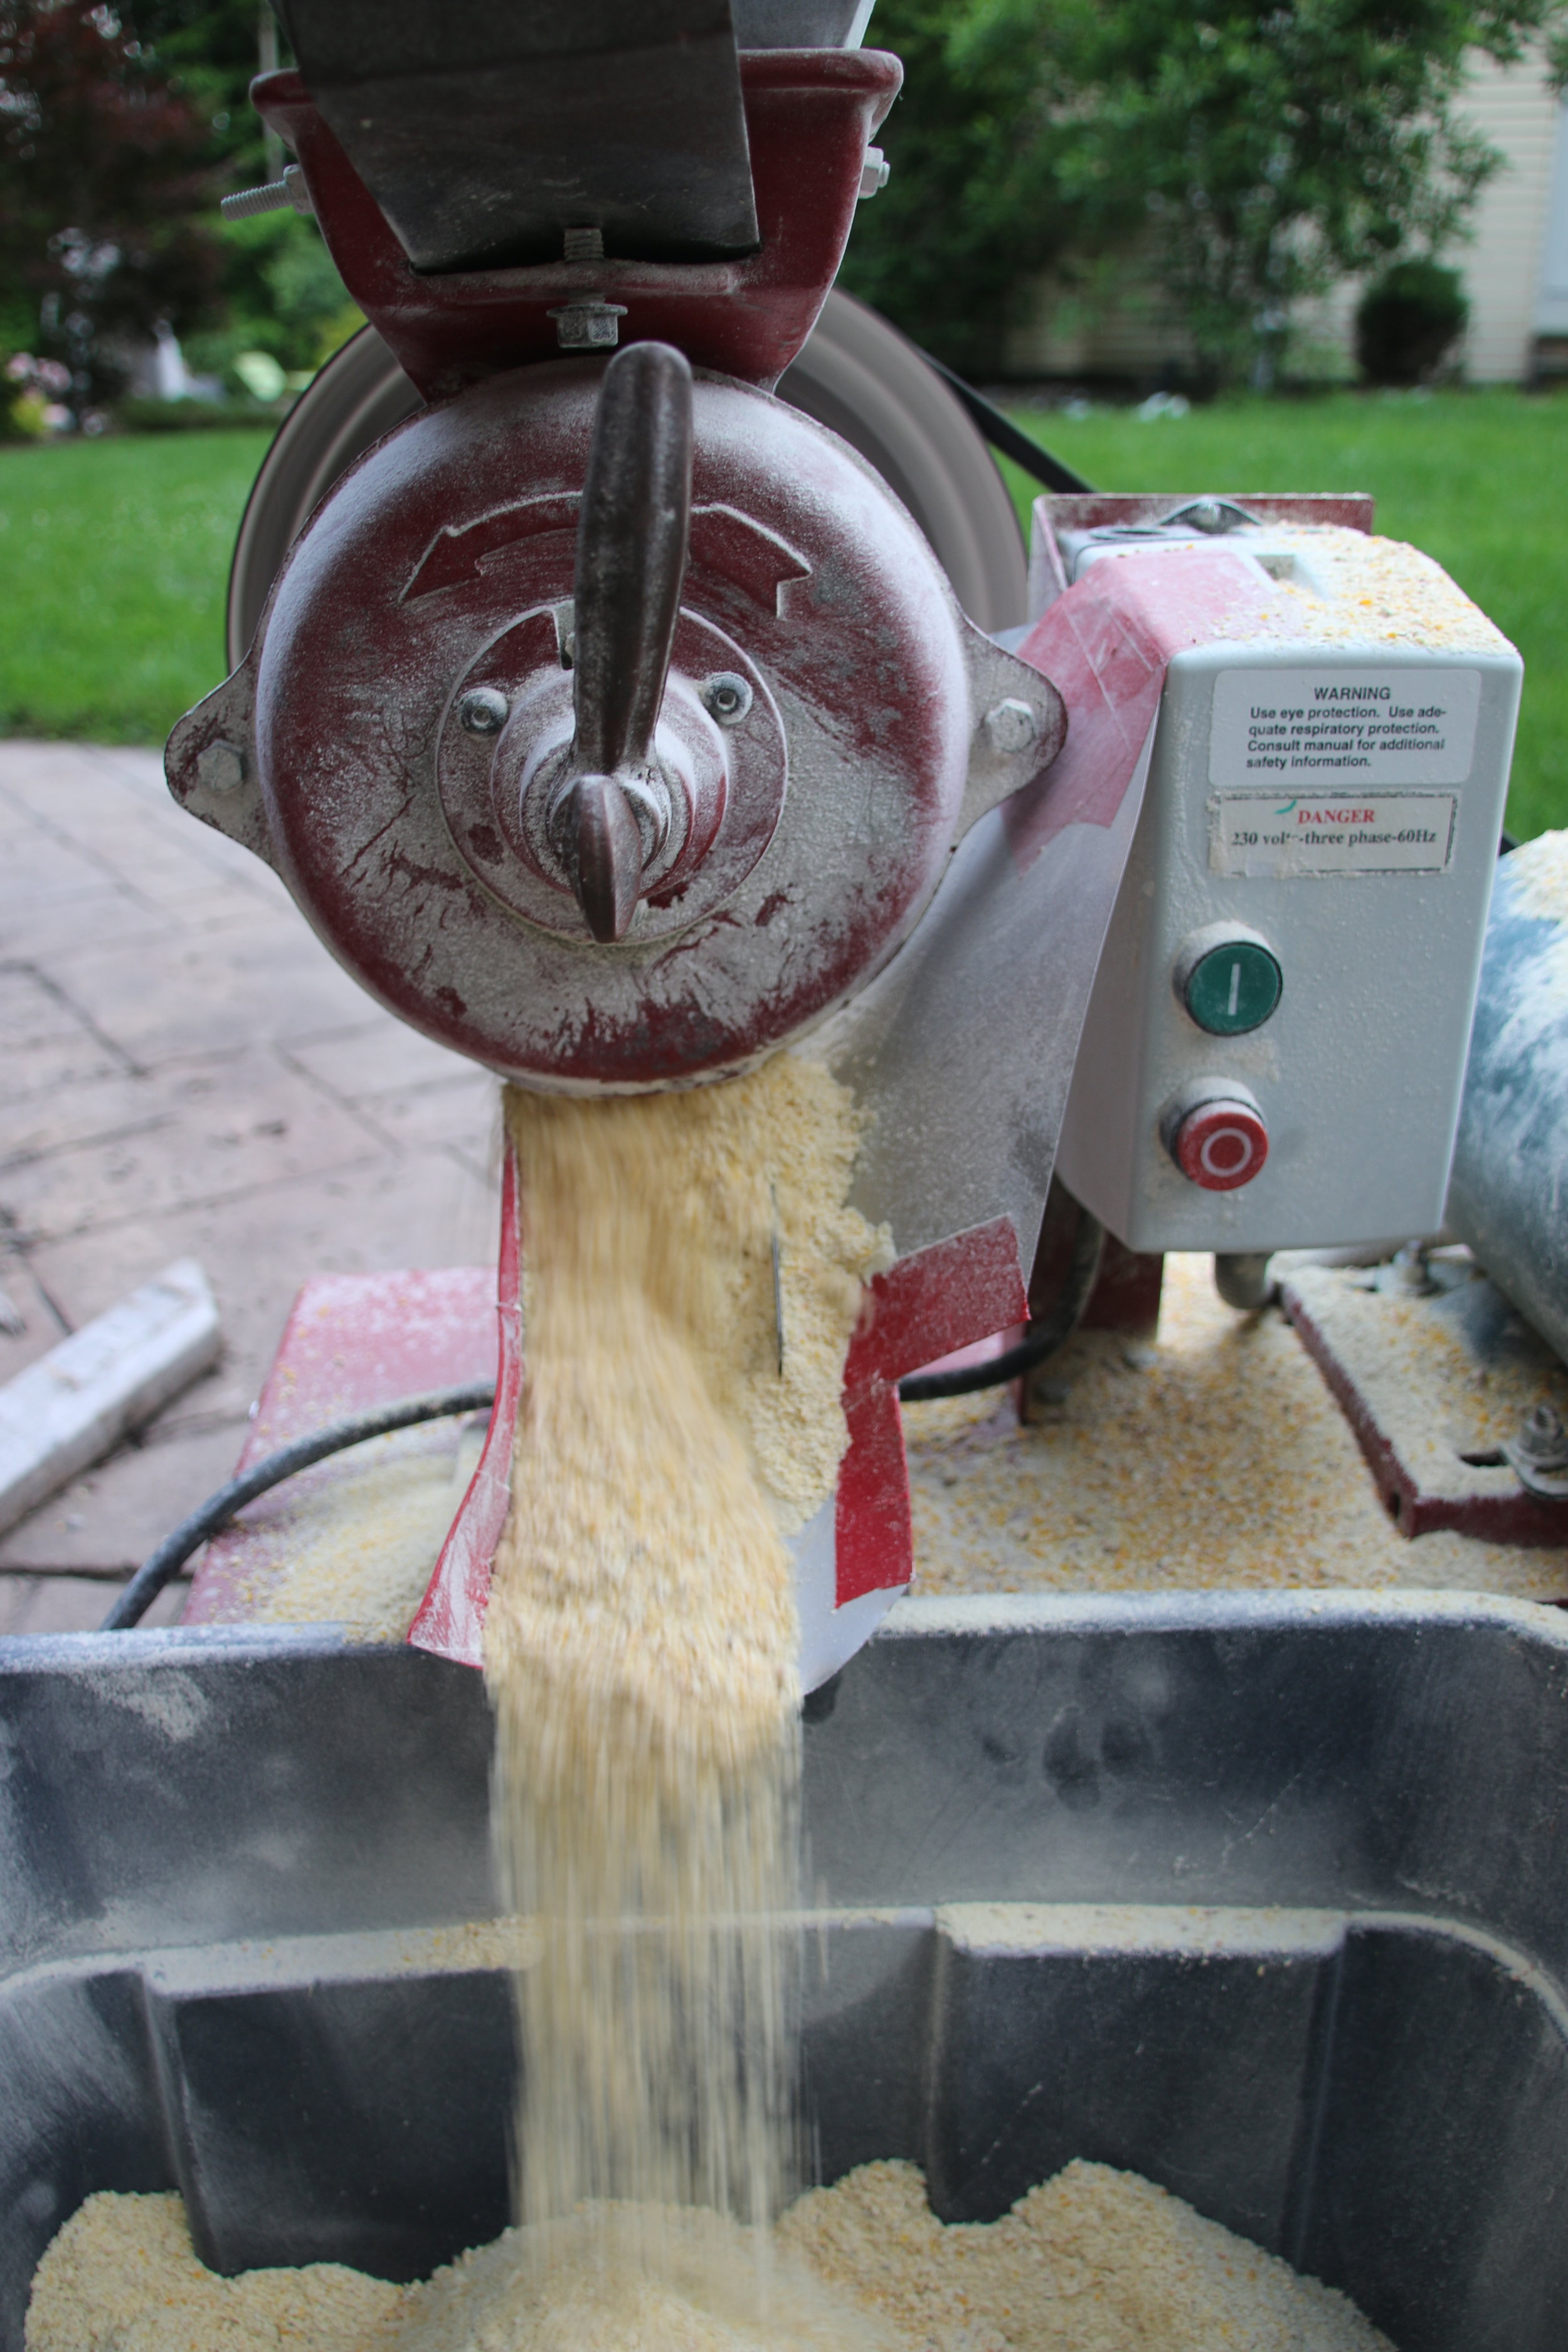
28, 2158, 1388, 2351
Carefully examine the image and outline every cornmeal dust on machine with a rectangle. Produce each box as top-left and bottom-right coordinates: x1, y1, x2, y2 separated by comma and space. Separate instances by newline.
7, 8, 1568, 2352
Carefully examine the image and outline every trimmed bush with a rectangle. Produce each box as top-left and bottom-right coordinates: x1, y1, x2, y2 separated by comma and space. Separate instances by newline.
114, 396, 280, 433
1356, 261, 1468, 386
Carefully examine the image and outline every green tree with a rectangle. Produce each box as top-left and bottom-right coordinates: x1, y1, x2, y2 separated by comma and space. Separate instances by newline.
125, 0, 288, 188
839, 0, 1104, 377
0, 0, 221, 410
844, 0, 1568, 386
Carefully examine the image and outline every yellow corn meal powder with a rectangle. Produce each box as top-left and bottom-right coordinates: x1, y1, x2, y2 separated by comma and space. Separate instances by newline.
483, 1064, 887, 2265
23, 2188, 403, 2351
27, 2161, 1391, 2351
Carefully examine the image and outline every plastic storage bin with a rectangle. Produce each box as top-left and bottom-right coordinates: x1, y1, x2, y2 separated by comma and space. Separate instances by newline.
3, 1590, 1567, 2352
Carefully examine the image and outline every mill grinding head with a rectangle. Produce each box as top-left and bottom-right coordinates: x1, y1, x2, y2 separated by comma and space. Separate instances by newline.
167, 339, 1065, 1090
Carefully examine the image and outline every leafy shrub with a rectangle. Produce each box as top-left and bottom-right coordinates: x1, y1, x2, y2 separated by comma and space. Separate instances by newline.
115, 395, 275, 432
1356, 261, 1469, 386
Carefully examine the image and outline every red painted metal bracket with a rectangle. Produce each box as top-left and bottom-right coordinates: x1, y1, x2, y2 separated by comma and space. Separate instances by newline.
1282, 1272, 1568, 1545
255, 49, 902, 400
835, 1219, 1028, 1605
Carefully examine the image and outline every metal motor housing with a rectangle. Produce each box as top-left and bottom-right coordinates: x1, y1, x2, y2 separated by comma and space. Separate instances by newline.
167, 355, 1062, 1089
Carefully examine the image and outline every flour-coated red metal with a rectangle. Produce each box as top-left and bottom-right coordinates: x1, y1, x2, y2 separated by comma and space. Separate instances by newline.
168, 359, 1061, 1088
253, 50, 902, 400
181, 1264, 498, 1624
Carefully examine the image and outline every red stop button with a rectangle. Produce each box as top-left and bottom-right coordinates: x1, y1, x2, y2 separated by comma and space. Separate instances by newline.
1171, 1096, 1269, 1191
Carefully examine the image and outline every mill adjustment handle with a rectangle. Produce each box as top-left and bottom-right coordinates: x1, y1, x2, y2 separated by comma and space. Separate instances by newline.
548, 341, 694, 942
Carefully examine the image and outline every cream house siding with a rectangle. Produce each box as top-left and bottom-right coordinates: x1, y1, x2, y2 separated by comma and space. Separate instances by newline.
1452, 50, 1562, 378
1535, 94, 1568, 336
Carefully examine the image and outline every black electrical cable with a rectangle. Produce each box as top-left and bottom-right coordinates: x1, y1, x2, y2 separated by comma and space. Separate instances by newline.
100, 1381, 497, 1631
898, 1204, 1106, 1403
918, 348, 1094, 495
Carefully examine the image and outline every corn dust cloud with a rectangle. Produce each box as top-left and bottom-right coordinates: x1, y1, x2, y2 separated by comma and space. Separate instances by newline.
483, 1061, 886, 2284
28, 2164, 1392, 2351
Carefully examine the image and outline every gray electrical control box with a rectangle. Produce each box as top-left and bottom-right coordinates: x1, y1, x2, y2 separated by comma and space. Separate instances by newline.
1042, 498, 1523, 1254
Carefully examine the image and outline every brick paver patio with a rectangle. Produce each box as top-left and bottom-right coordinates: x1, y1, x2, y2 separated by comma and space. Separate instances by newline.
0, 741, 502, 1630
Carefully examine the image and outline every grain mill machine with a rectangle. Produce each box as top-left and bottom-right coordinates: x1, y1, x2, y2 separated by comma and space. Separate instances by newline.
8, 10, 1568, 2348
147, 0, 1530, 1683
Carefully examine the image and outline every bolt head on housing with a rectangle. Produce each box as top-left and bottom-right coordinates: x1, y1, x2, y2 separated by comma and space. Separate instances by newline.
458, 688, 510, 736
984, 698, 1038, 755
703, 673, 753, 726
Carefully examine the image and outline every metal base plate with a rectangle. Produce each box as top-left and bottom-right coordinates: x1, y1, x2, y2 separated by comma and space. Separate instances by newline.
1280, 1256, 1568, 1544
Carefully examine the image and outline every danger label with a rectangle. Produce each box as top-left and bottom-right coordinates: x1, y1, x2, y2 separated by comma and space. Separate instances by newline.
1210, 666, 1480, 786
1209, 790, 1458, 876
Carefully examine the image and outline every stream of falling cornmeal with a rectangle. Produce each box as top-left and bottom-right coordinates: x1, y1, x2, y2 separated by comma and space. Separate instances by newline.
477, 1062, 889, 2340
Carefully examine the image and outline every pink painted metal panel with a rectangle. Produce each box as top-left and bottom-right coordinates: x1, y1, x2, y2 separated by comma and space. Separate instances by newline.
182, 1264, 497, 1623
408, 1154, 523, 1668
1008, 549, 1276, 871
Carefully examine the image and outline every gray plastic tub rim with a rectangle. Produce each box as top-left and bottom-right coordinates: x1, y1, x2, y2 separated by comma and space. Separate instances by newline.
877, 1584, 1568, 1643
7, 1577, 1564, 1671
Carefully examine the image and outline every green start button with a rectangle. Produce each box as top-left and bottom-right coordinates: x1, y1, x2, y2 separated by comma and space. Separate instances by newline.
1181, 936, 1282, 1036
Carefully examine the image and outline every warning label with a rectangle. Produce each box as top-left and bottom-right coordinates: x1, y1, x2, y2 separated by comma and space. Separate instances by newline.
1209, 790, 1459, 877
1209, 666, 1480, 787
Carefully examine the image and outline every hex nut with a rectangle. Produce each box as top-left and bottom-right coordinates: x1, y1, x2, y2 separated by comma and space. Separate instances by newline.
196, 739, 246, 795
1515, 1402, 1568, 1469
984, 697, 1038, 755
459, 687, 511, 736
702, 673, 754, 727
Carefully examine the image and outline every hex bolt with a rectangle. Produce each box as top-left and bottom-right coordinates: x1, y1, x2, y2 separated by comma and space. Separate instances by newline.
1514, 1402, 1568, 1471
703, 673, 754, 727
195, 739, 245, 794
984, 697, 1039, 755
548, 299, 628, 352
220, 162, 313, 221
458, 687, 511, 736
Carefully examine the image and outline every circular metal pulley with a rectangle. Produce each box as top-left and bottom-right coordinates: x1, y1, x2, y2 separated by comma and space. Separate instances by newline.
226, 291, 1027, 668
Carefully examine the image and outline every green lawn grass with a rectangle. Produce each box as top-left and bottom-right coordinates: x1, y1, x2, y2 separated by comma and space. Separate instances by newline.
0, 430, 270, 744
2, 390, 1565, 838
999, 387, 1568, 842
